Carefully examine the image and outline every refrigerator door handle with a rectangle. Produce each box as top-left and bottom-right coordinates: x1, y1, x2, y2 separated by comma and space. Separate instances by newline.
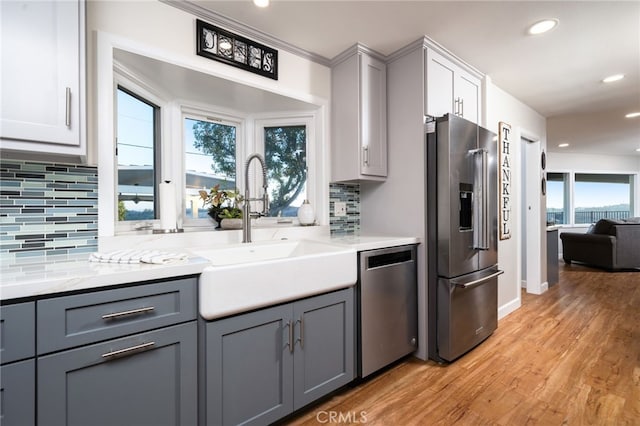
451, 269, 504, 289
470, 148, 490, 250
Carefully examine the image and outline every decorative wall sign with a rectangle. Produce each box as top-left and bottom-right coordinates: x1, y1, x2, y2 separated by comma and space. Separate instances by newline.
196, 19, 278, 80
498, 121, 512, 240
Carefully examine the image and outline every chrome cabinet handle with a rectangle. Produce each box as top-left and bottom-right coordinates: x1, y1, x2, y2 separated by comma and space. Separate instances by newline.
286, 320, 294, 353
102, 341, 155, 359
295, 318, 304, 349
460, 97, 464, 117
102, 306, 155, 320
65, 87, 71, 127
363, 146, 370, 167
454, 98, 459, 115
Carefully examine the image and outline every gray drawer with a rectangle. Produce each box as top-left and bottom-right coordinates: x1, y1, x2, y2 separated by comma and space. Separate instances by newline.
37, 277, 197, 355
0, 302, 35, 364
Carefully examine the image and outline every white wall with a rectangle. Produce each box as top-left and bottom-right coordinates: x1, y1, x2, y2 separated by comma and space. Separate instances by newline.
86, 1, 332, 237
485, 77, 547, 317
547, 152, 640, 173
85, 1, 331, 164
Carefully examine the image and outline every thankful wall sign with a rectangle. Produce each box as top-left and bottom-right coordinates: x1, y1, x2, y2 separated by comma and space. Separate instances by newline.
499, 122, 512, 240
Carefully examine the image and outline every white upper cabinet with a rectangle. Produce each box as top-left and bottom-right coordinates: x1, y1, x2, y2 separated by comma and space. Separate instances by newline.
1, 0, 86, 158
331, 44, 387, 182
425, 47, 481, 124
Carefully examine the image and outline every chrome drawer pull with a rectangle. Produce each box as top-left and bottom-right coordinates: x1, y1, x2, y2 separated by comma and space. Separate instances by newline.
102, 341, 155, 359
101, 306, 155, 320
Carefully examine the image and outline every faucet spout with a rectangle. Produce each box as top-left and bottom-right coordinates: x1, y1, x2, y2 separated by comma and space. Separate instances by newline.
242, 153, 269, 243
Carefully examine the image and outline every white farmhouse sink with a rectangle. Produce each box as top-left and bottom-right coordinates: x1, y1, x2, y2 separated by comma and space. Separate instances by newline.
193, 239, 357, 320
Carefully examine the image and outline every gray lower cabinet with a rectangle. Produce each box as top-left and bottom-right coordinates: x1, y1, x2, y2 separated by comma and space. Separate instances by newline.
1, 301, 36, 426
1, 359, 36, 426
37, 322, 197, 426
2, 276, 200, 426
203, 288, 354, 426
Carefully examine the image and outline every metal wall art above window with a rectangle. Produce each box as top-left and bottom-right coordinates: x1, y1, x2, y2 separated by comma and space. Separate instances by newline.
196, 19, 278, 80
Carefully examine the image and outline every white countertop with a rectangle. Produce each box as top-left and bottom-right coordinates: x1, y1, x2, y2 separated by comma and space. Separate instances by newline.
328, 235, 420, 251
0, 234, 419, 302
1, 253, 210, 301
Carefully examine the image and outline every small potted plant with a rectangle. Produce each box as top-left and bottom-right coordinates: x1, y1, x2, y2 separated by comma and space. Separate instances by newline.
199, 185, 243, 229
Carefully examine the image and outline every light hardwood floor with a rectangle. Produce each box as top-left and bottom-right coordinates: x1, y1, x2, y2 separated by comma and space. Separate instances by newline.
286, 263, 640, 425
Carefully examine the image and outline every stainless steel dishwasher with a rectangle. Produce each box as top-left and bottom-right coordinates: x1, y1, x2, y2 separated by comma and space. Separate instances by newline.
357, 244, 418, 378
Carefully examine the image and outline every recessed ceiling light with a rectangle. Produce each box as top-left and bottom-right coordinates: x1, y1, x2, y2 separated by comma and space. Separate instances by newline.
558, 143, 569, 148
636, 148, 640, 152
602, 74, 625, 83
253, 0, 269, 7
527, 19, 559, 35
625, 112, 640, 118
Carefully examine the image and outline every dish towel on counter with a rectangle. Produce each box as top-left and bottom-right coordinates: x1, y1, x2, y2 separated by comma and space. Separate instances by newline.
89, 249, 188, 265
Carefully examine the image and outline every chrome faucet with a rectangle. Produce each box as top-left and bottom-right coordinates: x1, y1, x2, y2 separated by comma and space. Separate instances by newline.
242, 153, 269, 243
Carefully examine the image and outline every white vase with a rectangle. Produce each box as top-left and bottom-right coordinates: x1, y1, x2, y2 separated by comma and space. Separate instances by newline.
220, 218, 243, 229
297, 200, 315, 225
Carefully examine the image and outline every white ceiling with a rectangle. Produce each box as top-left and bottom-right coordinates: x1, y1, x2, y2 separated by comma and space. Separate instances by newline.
188, 0, 640, 157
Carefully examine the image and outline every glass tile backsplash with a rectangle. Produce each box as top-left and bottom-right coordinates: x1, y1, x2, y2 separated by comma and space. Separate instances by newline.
330, 183, 360, 235
1, 160, 98, 259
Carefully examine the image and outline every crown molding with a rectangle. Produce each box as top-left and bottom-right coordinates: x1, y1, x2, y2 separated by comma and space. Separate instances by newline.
160, 0, 332, 67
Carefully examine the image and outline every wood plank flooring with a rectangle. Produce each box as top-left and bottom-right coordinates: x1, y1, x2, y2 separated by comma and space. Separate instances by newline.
285, 263, 640, 425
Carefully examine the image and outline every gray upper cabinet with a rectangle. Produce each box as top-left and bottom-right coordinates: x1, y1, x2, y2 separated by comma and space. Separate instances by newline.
203, 288, 355, 426
331, 44, 387, 182
0, 0, 86, 157
425, 47, 482, 125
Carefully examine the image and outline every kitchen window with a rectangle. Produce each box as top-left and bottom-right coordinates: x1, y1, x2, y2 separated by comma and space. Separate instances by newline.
115, 86, 160, 222
255, 117, 315, 220
183, 111, 241, 224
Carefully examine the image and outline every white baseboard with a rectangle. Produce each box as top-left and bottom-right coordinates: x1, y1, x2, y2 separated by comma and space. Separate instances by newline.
498, 297, 521, 320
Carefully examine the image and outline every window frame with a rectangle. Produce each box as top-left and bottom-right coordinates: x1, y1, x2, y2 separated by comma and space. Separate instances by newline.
254, 114, 317, 225
546, 169, 637, 227
113, 68, 168, 234
180, 105, 245, 228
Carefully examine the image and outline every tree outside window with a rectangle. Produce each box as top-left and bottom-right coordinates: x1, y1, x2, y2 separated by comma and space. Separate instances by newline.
264, 125, 307, 217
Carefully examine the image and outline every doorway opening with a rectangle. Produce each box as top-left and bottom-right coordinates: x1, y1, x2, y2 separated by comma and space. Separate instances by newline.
520, 135, 546, 294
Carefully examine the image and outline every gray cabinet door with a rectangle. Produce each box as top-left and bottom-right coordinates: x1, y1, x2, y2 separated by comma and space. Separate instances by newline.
1, 359, 35, 426
292, 288, 354, 410
0, 302, 35, 364
37, 322, 197, 426
204, 304, 293, 426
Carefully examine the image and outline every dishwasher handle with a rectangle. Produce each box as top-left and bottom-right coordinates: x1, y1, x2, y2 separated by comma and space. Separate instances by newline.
361, 245, 417, 271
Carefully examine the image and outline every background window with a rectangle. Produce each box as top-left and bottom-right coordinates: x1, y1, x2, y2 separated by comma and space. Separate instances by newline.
574, 173, 631, 224
116, 87, 159, 221
546, 172, 569, 224
184, 116, 237, 219
264, 125, 307, 217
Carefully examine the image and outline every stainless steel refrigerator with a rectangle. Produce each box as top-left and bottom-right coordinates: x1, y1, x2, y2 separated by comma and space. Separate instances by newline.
426, 114, 503, 362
